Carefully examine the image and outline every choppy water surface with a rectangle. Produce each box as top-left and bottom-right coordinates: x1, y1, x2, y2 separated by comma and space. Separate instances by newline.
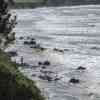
8, 5, 100, 100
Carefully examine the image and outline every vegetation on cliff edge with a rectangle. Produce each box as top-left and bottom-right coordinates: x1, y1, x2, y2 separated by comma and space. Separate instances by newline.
0, 0, 45, 100
0, 50, 45, 100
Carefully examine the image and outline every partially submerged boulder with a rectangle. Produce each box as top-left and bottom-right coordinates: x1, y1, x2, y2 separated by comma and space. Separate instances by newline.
33, 44, 46, 51
53, 48, 64, 53
38, 62, 43, 66
24, 40, 36, 45
38, 61, 50, 66
43, 61, 50, 66
69, 78, 80, 84
39, 75, 52, 81
76, 66, 86, 70
7, 51, 17, 57
19, 36, 24, 40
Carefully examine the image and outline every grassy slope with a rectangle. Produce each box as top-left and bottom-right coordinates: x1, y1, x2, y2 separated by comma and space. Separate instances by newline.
0, 50, 45, 100
15, 0, 44, 3
13, 0, 47, 8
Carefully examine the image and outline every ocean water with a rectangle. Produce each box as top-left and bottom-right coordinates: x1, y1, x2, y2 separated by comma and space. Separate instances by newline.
7, 5, 100, 100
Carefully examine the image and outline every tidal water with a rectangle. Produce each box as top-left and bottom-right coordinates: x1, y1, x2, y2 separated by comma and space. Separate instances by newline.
7, 5, 100, 100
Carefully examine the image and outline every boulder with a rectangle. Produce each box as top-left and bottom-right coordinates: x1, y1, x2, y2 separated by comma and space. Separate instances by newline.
69, 78, 80, 84
53, 48, 64, 52
24, 40, 36, 45
42, 66, 46, 69
76, 66, 86, 70
29, 40, 36, 45
19, 36, 24, 40
54, 77, 60, 81
38, 62, 43, 65
7, 51, 17, 57
43, 61, 50, 66
39, 75, 52, 81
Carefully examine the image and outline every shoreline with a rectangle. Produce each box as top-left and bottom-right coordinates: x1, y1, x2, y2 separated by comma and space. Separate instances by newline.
12, 3, 100, 9
0, 49, 45, 100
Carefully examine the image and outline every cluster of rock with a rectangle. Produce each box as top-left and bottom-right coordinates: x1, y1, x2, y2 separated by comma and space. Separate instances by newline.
17, 36, 88, 83
19, 36, 67, 53
20, 36, 46, 51
69, 66, 86, 84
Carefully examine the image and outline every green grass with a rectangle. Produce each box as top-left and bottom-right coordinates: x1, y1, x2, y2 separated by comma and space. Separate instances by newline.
0, 50, 45, 100
15, 0, 44, 3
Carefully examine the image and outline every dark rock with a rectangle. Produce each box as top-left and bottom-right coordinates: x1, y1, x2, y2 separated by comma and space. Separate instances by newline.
24, 41, 29, 45
31, 38, 35, 41
38, 60, 50, 66
40, 70, 53, 74
32, 74, 36, 77
46, 76, 53, 81
69, 78, 80, 84
24, 40, 36, 45
64, 49, 69, 51
32, 65, 39, 68
33, 44, 46, 51
90, 46, 100, 50
39, 75, 52, 81
42, 66, 46, 69
88, 93, 94, 96
30, 46, 34, 48
53, 48, 64, 53
27, 36, 31, 39
38, 62, 43, 65
30, 40, 36, 45
19, 36, 24, 40
21, 63, 30, 67
7, 51, 17, 57
54, 78, 60, 81
33, 44, 41, 48
76, 66, 86, 70
40, 47, 46, 51
90, 24, 95, 27
43, 61, 50, 66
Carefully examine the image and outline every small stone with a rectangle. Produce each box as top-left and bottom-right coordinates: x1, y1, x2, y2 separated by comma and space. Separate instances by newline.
42, 66, 46, 69
54, 78, 60, 81
69, 78, 80, 84
64, 49, 69, 51
40, 47, 45, 51
19, 36, 24, 40
46, 76, 52, 81
77, 66, 86, 70
30, 40, 36, 45
31, 38, 35, 41
34, 44, 41, 49
7, 51, 17, 57
24, 41, 29, 45
88, 93, 94, 96
27, 36, 31, 39
91, 46, 100, 50
38, 62, 42, 65
32, 74, 36, 77
39, 75, 52, 81
53, 48, 64, 53
43, 61, 50, 66
30, 46, 34, 48
32, 66, 39, 68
